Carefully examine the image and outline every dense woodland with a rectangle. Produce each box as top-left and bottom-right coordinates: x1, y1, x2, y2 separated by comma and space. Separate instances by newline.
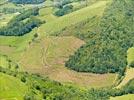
65, 0, 134, 74
9, 0, 45, 4
0, 8, 42, 36
54, 4, 73, 16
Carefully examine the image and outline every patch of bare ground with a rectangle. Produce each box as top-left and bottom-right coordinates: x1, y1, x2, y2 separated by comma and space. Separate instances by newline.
19, 36, 116, 88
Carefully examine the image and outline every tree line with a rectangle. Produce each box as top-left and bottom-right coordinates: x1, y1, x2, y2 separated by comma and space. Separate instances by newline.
9, 0, 45, 4
0, 8, 43, 36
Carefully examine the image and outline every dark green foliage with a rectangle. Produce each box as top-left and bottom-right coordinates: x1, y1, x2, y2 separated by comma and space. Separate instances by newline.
24, 92, 36, 100
129, 61, 134, 67
52, 0, 72, 9
122, 78, 134, 94
87, 78, 134, 100
55, 5, 73, 16
10, 8, 39, 22
65, 0, 134, 74
87, 88, 109, 100
21, 76, 26, 83
9, 0, 45, 4
0, 8, 42, 36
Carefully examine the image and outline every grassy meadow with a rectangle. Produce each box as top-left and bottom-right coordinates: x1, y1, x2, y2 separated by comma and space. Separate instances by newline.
0, 0, 134, 99
110, 94, 134, 100
0, 73, 28, 100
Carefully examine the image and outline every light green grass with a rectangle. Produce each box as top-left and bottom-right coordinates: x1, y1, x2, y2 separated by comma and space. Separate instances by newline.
0, 73, 28, 100
110, 94, 134, 100
0, 28, 39, 64
116, 68, 134, 88
127, 47, 134, 65
0, 28, 36, 47
37, 7, 57, 22
0, 0, 6, 4
38, 1, 109, 36
0, 13, 17, 27
0, 55, 9, 68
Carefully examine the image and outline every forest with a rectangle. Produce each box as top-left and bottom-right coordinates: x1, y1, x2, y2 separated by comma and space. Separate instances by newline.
65, 0, 134, 74
0, 8, 42, 36
9, 0, 45, 4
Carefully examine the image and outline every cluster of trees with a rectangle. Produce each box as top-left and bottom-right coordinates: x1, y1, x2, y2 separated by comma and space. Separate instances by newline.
0, 8, 42, 36
65, 0, 134, 74
54, 4, 73, 16
10, 8, 39, 22
52, 0, 74, 16
9, 0, 45, 4
53, 0, 86, 16
52, 0, 73, 8
129, 61, 134, 67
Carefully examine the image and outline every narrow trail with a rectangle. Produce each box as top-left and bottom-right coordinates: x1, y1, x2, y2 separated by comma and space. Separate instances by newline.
40, 40, 50, 68
116, 67, 134, 88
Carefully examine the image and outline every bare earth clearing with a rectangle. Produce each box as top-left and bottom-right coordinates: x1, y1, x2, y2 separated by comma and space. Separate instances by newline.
18, 36, 116, 88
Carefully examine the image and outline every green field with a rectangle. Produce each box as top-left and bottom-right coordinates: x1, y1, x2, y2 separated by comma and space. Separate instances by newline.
0, 73, 28, 100
0, 0, 134, 99
110, 94, 134, 100
37, 1, 109, 36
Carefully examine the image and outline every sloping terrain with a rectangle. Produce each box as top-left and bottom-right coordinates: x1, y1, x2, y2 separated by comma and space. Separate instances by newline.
116, 68, 134, 89
0, 0, 116, 88
0, 73, 28, 100
116, 48, 134, 88
37, 1, 109, 36
65, 0, 134, 74
18, 36, 116, 88
110, 94, 134, 100
0, 0, 134, 100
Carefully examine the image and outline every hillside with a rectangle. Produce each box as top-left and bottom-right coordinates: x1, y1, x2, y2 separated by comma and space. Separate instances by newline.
0, 0, 134, 100
66, 0, 134, 74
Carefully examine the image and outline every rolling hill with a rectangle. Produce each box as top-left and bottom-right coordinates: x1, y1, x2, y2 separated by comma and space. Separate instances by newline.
0, 0, 134, 100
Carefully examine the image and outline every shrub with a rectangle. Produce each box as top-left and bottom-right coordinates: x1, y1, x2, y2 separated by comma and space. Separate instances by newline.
129, 61, 134, 67
21, 76, 26, 83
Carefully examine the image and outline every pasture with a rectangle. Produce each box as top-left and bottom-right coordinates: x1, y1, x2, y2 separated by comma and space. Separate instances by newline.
0, 73, 28, 100
37, 1, 109, 36
110, 94, 134, 100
